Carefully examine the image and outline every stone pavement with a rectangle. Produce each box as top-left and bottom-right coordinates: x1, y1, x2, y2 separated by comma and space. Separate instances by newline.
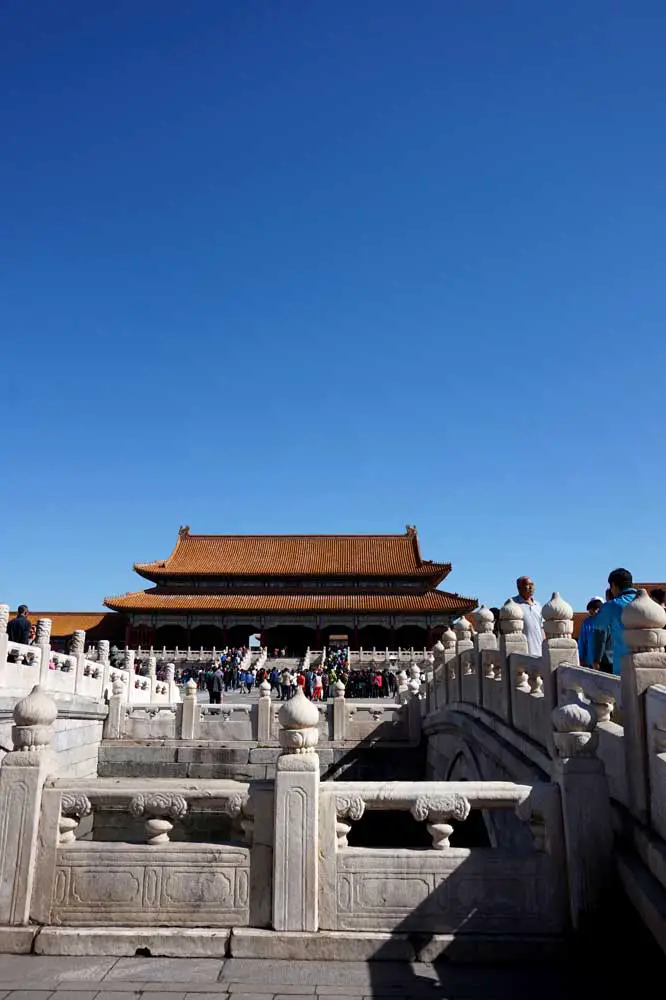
0, 955, 574, 1000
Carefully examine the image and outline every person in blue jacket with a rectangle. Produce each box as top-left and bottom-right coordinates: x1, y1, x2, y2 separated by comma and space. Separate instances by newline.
578, 597, 604, 667
593, 568, 638, 675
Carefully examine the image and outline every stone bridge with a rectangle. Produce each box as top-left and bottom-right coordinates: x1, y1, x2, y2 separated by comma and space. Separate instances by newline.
423, 590, 666, 953
1, 593, 666, 967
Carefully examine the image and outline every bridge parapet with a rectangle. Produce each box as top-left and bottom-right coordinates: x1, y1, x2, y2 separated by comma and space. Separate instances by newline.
425, 588, 666, 950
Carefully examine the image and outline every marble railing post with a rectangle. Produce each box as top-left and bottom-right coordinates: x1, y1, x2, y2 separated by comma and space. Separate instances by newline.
551, 701, 613, 929
124, 648, 136, 676
97, 639, 111, 694
499, 600, 528, 725
333, 679, 346, 740
452, 618, 472, 703
471, 606, 497, 705
429, 640, 445, 710
257, 679, 272, 742
0, 686, 58, 924
97, 640, 109, 667
540, 594, 578, 749
273, 689, 320, 932
70, 630, 87, 694
103, 680, 126, 739
36, 619, 53, 685
542, 593, 579, 674
407, 687, 422, 742
620, 590, 666, 824
165, 662, 180, 703
0, 604, 9, 668
179, 679, 199, 739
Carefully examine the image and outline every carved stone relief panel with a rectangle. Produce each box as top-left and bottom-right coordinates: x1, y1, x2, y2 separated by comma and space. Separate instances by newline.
51, 843, 250, 926
334, 849, 564, 934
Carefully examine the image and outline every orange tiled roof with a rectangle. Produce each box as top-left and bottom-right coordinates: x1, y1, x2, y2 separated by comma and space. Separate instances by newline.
104, 589, 476, 614
134, 527, 451, 582
16, 611, 119, 638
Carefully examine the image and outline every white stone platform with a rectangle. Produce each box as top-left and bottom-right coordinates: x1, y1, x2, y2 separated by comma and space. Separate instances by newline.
0, 953, 574, 999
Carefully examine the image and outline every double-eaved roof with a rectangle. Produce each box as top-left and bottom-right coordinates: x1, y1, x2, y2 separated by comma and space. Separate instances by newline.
132, 526, 451, 581
105, 526, 476, 616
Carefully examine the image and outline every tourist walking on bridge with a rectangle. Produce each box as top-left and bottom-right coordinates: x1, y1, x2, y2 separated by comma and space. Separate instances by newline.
593, 568, 638, 675
577, 597, 604, 667
512, 577, 543, 657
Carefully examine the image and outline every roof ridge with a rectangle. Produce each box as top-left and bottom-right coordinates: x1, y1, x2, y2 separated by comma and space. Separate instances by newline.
179, 532, 418, 539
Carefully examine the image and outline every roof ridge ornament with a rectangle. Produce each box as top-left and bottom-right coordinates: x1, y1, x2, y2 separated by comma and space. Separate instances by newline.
178, 525, 191, 538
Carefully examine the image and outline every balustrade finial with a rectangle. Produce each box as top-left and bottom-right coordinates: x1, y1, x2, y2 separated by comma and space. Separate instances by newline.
542, 592, 574, 639
552, 702, 595, 757
621, 589, 666, 653
259, 678, 271, 699
472, 605, 495, 634
277, 686, 319, 754
12, 685, 58, 752
500, 599, 524, 634
441, 627, 456, 650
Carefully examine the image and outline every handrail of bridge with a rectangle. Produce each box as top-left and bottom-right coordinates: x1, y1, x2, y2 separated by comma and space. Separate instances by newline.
424, 589, 666, 954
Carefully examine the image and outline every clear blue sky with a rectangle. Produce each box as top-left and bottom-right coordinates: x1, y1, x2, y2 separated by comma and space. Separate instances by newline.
2, 0, 665, 613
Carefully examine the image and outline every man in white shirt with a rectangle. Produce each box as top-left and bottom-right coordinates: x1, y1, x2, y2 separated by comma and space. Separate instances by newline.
513, 576, 544, 657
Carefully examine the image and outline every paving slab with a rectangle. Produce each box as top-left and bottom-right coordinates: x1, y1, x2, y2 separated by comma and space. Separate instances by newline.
230, 930, 413, 962
0, 957, 117, 986
3, 992, 53, 1000
103, 959, 224, 983
183, 995, 232, 1000
220, 961, 438, 988
35, 928, 230, 958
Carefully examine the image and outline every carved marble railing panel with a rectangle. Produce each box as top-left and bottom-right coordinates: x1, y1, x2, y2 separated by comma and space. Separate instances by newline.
557, 665, 622, 725
199, 704, 257, 742
123, 706, 178, 741
343, 704, 407, 744
151, 679, 171, 702
1, 642, 41, 691
445, 654, 461, 704
509, 653, 551, 749
459, 649, 481, 704
51, 842, 250, 926
32, 778, 254, 928
76, 660, 104, 700
645, 684, 666, 842
334, 847, 565, 934
320, 779, 565, 934
556, 665, 627, 807
47, 655, 78, 696
480, 649, 508, 720
105, 668, 130, 702
129, 677, 152, 705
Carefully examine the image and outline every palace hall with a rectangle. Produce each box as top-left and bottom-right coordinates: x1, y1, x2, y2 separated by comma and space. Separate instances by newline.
102, 526, 477, 653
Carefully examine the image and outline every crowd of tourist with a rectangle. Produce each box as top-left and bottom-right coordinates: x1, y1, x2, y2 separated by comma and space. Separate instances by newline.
8, 569, 666, 689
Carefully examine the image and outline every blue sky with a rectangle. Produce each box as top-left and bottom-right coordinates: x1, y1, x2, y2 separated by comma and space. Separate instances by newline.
2, 0, 665, 613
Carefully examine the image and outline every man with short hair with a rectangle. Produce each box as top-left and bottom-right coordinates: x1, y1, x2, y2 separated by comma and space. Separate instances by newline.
211, 664, 224, 704
593, 568, 638, 675
512, 577, 543, 657
577, 597, 604, 667
7, 605, 30, 644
